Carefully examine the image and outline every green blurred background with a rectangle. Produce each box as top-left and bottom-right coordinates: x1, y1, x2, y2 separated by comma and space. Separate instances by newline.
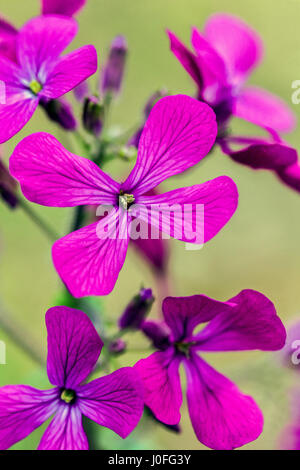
1, 0, 300, 450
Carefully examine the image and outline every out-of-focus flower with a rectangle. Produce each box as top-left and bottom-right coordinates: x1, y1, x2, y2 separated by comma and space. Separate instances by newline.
40, 97, 77, 131
41, 0, 87, 16
10, 95, 238, 297
279, 392, 300, 450
279, 320, 300, 370
0, 16, 97, 143
0, 306, 143, 450
168, 14, 300, 191
74, 80, 89, 102
135, 290, 286, 450
101, 35, 127, 95
83, 95, 104, 136
119, 288, 154, 329
0, 158, 18, 208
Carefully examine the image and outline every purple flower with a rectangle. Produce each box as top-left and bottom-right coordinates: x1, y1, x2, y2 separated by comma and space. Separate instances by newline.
135, 290, 286, 449
0, 306, 143, 450
167, 14, 300, 190
10, 94, 238, 297
101, 35, 127, 95
0, 15, 97, 143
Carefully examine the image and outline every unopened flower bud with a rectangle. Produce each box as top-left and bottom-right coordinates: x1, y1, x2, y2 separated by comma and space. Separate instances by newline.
141, 321, 170, 351
83, 95, 103, 136
40, 98, 77, 131
108, 338, 126, 355
74, 80, 89, 102
0, 160, 18, 208
101, 35, 127, 95
119, 288, 154, 329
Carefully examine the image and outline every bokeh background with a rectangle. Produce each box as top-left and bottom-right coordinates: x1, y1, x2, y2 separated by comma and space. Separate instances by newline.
1, 0, 300, 450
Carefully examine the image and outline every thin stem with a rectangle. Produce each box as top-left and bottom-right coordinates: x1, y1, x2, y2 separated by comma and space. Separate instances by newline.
0, 301, 45, 366
18, 197, 59, 242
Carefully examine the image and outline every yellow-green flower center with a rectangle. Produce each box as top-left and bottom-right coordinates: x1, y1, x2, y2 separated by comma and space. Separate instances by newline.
60, 389, 76, 404
119, 191, 135, 210
29, 79, 42, 95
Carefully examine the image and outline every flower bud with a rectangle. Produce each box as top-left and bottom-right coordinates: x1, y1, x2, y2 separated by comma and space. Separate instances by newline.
74, 80, 89, 102
119, 288, 154, 329
101, 35, 127, 95
108, 338, 126, 355
0, 160, 18, 208
83, 95, 103, 136
129, 89, 167, 148
141, 320, 170, 351
40, 98, 77, 131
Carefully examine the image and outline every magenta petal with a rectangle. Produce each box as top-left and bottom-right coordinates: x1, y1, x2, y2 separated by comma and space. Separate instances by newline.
123, 95, 217, 196
162, 295, 232, 342
38, 405, 88, 450
17, 16, 78, 78
191, 27, 229, 104
10, 132, 119, 206
196, 289, 286, 352
136, 176, 238, 244
0, 95, 38, 144
0, 16, 17, 62
228, 143, 298, 170
167, 31, 203, 88
277, 162, 300, 192
134, 348, 182, 425
52, 211, 130, 297
46, 306, 103, 388
78, 368, 144, 438
184, 354, 263, 450
41, 0, 87, 16
234, 86, 296, 133
41, 45, 97, 99
204, 13, 263, 85
0, 385, 59, 450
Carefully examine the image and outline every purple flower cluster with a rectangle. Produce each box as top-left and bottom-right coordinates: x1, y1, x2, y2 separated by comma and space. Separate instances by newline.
0, 1, 296, 451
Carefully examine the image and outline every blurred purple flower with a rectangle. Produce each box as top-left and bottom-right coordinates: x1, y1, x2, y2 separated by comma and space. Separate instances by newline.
119, 288, 154, 329
101, 35, 127, 95
10, 95, 238, 297
41, 0, 87, 16
0, 15, 97, 143
0, 306, 143, 450
168, 14, 300, 191
135, 290, 286, 449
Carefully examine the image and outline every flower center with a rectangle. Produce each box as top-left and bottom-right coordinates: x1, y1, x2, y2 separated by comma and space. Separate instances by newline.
29, 79, 43, 95
175, 341, 190, 356
60, 388, 76, 404
119, 190, 135, 210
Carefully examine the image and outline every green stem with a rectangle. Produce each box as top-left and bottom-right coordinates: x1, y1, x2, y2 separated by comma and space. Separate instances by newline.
18, 197, 59, 242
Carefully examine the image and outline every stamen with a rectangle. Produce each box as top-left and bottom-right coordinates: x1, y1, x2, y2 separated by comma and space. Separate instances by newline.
29, 80, 43, 95
60, 388, 76, 404
119, 190, 135, 210
175, 341, 190, 357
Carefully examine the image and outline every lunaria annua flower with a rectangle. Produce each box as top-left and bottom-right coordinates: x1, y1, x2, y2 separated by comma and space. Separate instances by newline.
10, 94, 238, 297
0, 15, 97, 143
0, 306, 144, 450
167, 14, 300, 192
135, 290, 286, 449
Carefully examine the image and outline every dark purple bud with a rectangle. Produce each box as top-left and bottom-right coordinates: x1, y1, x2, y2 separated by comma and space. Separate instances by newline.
101, 35, 127, 95
83, 95, 103, 136
108, 338, 126, 355
119, 288, 154, 329
0, 160, 18, 208
141, 321, 170, 351
129, 89, 167, 148
40, 98, 77, 131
